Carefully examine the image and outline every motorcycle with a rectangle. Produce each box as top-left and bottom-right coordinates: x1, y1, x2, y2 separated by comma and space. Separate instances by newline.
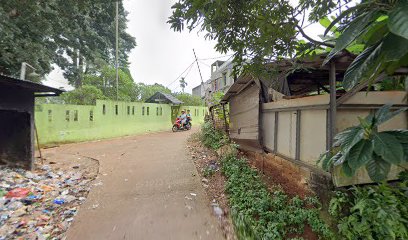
172, 117, 192, 132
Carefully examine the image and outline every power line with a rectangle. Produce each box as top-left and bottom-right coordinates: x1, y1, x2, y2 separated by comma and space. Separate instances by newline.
300, 1, 354, 30
169, 60, 201, 93
165, 60, 196, 88
197, 54, 234, 61
198, 60, 211, 67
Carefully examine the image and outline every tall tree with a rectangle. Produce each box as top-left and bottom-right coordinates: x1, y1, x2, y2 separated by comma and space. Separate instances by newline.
0, 0, 136, 86
179, 77, 187, 92
175, 92, 204, 106
83, 65, 138, 102
136, 83, 172, 101
0, 2, 56, 76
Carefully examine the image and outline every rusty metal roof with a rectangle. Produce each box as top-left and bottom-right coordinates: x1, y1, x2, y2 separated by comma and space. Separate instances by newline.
0, 74, 64, 96
222, 52, 356, 102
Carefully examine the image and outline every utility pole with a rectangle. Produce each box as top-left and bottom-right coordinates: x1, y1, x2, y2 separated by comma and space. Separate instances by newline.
115, 1, 119, 100
193, 49, 204, 84
20, 62, 36, 80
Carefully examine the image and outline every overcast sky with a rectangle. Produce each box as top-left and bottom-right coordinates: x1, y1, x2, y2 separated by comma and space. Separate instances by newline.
44, 0, 325, 94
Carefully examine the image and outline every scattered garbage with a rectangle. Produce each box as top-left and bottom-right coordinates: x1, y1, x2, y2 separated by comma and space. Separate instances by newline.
5, 188, 30, 199
53, 199, 65, 205
208, 161, 219, 171
0, 166, 94, 240
211, 203, 223, 217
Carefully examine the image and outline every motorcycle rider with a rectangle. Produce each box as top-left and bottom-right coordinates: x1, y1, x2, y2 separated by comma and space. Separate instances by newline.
179, 110, 187, 128
186, 109, 192, 126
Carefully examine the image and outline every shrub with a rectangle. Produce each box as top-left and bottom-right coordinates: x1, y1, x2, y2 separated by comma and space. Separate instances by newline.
200, 121, 228, 150
221, 154, 334, 239
329, 177, 408, 240
319, 104, 408, 182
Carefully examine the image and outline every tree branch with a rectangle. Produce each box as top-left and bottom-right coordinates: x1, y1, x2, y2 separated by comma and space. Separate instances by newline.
295, 25, 335, 48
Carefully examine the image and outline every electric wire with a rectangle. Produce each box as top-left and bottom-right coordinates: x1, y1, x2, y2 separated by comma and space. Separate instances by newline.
165, 60, 196, 88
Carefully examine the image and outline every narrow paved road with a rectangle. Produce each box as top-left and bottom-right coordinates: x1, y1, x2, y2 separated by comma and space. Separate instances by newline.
45, 130, 223, 240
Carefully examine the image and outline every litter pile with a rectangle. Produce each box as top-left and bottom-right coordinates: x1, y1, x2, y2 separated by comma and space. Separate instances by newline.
0, 165, 93, 240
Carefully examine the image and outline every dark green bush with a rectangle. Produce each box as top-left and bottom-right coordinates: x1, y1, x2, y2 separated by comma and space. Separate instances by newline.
221, 154, 334, 240
329, 178, 408, 240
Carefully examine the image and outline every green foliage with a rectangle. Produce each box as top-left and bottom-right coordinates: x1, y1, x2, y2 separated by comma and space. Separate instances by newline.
203, 166, 216, 177
376, 76, 407, 91
174, 93, 204, 106
200, 121, 228, 150
0, 0, 136, 86
169, 0, 347, 77
208, 91, 225, 106
323, 0, 408, 90
221, 154, 334, 239
136, 83, 172, 101
83, 65, 138, 102
329, 180, 408, 239
169, 0, 408, 91
199, 109, 333, 239
319, 104, 408, 182
60, 85, 106, 105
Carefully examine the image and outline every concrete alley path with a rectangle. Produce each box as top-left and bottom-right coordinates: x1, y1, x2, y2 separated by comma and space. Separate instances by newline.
44, 130, 223, 240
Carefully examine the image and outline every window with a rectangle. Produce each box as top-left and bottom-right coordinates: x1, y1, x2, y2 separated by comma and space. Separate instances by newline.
127, 106, 130, 115
115, 105, 118, 115
160, 107, 163, 116
48, 110, 52, 122
132, 106, 135, 115
156, 107, 159, 116
74, 110, 78, 121
147, 107, 150, 116
90, 111, 94, 121
222, 72, 227, 87
142, 107, 145, 116
102, 104, 106, 115
65, 110, 70, 122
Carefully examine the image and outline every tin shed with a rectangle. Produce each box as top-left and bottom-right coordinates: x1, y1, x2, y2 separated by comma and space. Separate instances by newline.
222, 53, 408, 187
0, 75, 63, 170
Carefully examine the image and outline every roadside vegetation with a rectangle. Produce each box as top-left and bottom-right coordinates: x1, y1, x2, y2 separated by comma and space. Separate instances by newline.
199, 121, 408, 240
199, 122, 334, 239
329, 178, 408, 239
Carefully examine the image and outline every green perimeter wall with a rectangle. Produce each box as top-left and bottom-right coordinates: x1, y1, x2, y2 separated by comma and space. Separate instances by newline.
35, 100, 207, 145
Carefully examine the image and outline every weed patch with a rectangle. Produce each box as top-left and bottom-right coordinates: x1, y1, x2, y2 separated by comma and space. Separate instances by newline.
221, 154, 334, 239
200, 121, 228, 150
329, 177, 408, 239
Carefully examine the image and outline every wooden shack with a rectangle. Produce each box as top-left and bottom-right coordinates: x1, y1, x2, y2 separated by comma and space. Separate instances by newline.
221, 75, 262, 152
0, 75, 63, 170
221, 53, 408, 187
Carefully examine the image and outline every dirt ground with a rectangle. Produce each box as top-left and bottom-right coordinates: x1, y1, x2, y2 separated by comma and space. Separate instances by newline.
42, 129, 224, 240
186, 134, 322, 240
187, 133, 236, 240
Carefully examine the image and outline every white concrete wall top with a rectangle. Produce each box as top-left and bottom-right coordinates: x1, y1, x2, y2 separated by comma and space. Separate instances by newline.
263, 94, 330, 110
342, 91, 406, 104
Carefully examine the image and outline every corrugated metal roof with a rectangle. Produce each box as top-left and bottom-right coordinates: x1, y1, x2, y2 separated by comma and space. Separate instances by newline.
145, 92, 183, 104
0, 74, 64, 95
221, 52, 356, 102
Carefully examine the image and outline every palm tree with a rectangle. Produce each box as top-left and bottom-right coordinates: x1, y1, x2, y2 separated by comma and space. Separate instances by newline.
179, 77, 187, 92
